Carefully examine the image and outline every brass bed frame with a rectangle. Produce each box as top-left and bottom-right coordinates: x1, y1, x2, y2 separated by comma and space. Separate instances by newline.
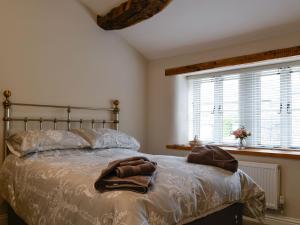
2, 90, 120, 161
2, 90, 243, 225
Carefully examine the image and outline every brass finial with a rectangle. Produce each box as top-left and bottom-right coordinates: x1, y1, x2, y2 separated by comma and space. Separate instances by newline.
113, 100, 119, 107
112, 100, 120, 113
3, 90, 11, 99
3, 90, 11, 107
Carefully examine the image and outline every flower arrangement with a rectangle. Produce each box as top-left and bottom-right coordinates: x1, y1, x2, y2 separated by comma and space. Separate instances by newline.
232, 126, 251, 139
232, 127, 251, 149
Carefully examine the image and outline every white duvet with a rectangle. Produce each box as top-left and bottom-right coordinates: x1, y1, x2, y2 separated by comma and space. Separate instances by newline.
0, 148, 265, 225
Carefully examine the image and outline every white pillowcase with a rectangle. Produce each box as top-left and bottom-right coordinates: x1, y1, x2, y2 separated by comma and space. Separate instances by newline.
71, 128, 140, 151
6, 130, 90, 157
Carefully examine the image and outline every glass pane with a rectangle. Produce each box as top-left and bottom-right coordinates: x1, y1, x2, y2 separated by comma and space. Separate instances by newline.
291, 72, 300, 147
199, 81, 214, 142
200, 112, 214, 141
223, 78, 239, 143
260, 75, 280, 146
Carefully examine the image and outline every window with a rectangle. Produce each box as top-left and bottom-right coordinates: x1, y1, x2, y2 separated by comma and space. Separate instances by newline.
188, 63, 300, 149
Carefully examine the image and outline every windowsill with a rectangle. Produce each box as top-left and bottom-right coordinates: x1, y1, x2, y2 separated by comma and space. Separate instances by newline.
166, 144, 300, 160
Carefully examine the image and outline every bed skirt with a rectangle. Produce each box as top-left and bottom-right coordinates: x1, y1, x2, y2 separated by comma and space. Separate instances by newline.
7, 202, 243, 225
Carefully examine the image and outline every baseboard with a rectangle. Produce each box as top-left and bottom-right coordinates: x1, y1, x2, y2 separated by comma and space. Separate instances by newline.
244, 215, 300, 225
0, 214, 7, 225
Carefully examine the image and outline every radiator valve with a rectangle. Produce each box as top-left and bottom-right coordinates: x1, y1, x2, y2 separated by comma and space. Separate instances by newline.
279, 195, 285, 214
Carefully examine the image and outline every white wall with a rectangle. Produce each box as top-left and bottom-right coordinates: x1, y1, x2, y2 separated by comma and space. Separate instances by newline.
146, 31, 300, 219
0, 0, 147, 216
0, 0, 147, 154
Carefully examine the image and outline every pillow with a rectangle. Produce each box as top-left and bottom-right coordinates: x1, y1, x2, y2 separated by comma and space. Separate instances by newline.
71, 128, 140, 151
6, 130, 90, 157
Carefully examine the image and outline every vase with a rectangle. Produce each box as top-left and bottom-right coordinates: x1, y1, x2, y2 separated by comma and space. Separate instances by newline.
238, 138, 246, 149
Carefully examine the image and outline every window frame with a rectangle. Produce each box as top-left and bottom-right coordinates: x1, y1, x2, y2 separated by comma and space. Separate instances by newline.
188, 60, 300, 150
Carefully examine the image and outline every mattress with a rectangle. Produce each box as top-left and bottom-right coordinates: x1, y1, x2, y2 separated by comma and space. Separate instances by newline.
0, 148, 265, 225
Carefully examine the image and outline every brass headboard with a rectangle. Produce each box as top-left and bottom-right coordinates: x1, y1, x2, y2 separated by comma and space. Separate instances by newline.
2, 90, 120, 160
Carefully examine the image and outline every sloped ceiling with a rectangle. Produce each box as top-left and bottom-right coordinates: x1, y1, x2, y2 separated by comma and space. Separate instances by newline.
80, 0, 125, 15
80, 0, 300, 60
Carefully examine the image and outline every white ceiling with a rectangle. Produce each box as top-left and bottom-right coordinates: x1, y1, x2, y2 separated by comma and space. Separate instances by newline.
80, 0, 124, 15
80, 0, 300, 60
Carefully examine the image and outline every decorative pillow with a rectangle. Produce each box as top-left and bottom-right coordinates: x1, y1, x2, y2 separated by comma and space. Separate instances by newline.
71, 128, 140, 151
6, 130, 90, 157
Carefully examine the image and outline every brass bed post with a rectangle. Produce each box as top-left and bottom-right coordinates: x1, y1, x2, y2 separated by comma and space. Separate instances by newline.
67, 106, 71, 131
3, 90, 11, 161
112, 100, 120, 131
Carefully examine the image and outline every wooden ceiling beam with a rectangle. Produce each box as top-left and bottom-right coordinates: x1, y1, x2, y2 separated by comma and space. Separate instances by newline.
97, 0, 172, 30
165, 46, 300, 76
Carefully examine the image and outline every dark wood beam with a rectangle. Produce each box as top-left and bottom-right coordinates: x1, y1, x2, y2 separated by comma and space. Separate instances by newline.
165, 46, 300, 76
97, 0, 172, 30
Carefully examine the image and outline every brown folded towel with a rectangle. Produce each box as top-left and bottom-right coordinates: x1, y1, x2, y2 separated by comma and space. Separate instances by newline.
119, 159, 146, 167
187, 145, 238, 172
116, 161, 157, 178
95, 156, 157, 193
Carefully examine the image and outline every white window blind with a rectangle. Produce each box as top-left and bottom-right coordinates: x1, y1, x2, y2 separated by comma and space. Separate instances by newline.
188, 63, 300, 149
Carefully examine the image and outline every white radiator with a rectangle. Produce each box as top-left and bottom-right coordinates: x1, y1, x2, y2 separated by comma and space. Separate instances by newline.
239, 161, 280, 210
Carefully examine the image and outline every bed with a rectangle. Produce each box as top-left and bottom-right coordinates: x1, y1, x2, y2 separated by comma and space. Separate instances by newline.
0, 90, 265, 225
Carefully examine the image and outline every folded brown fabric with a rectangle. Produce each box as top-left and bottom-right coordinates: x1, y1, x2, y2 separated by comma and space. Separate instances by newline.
187, 145, 238, 172
116, 161, 157, 178
119, 159, 146, 167
94, 156, 157, 193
